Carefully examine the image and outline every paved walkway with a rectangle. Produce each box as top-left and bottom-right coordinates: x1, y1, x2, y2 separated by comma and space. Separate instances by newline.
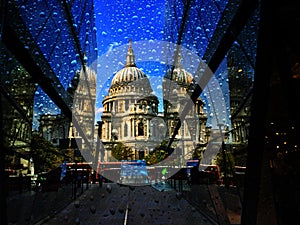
7, 184, 76, 225
6, 181, 241, 225
37, 183, 218, 225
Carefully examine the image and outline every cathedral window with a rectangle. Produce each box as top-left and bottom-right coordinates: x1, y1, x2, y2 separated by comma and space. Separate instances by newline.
124, 123, 128, 137
119, 101, 124, 112
138, 121, 144, 136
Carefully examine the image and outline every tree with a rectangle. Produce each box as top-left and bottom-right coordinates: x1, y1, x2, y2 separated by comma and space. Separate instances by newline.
214, 149, 235, 178
31, 133, 64, 174
144, 140, 168, 165
111, 142, 134, 161
192, 145, 205, 160
144, 149, 167, 165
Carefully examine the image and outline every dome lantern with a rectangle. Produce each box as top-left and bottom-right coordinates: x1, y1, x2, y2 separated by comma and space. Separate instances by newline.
125, 39, 136, 67
109, 39, 153, 94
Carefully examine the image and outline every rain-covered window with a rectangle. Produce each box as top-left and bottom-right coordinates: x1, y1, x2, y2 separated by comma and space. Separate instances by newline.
4, 1, 299, 225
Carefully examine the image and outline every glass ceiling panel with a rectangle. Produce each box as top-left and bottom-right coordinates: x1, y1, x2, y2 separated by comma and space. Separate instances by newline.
16, 0, 97, 86
7, 0, 256, 134
1, 0, 269, 224
235, 7, 260, 71
163, 0, 227, 56
10, 0, 98, 128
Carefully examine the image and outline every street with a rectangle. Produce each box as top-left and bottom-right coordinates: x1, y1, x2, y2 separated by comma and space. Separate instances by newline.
37, 183, 217, 225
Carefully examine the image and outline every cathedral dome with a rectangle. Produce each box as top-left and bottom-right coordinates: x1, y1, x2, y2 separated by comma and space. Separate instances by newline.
165, 67, 193, 85
111, 66, 147, 86
109, 40, 153, 94
164, 55, 193, 86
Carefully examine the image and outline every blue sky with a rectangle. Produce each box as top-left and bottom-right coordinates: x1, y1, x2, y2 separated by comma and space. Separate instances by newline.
95, 0, 166, 55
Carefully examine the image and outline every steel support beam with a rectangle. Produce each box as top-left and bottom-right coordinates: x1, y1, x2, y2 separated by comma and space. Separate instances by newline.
1, 2, 93, 157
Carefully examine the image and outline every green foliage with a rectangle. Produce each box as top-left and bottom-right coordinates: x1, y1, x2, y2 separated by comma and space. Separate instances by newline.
144, 149, 168, 165
111, 142, 134, 161
31, 134, 64, 173
144, 140, 168, 165
192, 146, 204, 160
215, 150, 235, 176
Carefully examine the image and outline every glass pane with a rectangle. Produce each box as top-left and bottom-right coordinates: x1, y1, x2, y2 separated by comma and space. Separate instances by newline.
3, 0, 298, 225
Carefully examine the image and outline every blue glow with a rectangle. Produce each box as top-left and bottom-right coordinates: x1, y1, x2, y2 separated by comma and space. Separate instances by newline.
28, 0, 234, 129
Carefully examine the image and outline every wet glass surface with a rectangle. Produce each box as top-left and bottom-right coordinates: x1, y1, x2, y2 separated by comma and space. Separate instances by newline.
1, 1, 299, 225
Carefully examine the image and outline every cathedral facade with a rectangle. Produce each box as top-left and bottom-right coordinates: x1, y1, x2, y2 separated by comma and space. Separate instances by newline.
99, 40, 209, 164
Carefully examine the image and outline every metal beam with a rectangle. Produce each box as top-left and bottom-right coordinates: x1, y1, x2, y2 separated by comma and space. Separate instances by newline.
168, 0, 259, 148
2, 25, 73, 119
1, 3, 94, 157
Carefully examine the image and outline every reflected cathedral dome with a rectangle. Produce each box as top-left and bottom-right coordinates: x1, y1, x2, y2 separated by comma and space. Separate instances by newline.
164, 54, 193, 87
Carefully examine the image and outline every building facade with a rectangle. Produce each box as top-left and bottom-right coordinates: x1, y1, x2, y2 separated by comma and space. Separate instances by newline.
99, 41, 210, 163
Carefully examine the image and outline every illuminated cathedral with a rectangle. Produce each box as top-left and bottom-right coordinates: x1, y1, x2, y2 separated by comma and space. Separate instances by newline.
99, 40, 209, 163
